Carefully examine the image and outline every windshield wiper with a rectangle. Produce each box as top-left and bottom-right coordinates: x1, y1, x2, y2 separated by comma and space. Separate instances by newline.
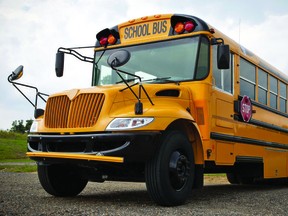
117, 77, 173, 84
116, 77, 139, 84
143, 77, 172, 83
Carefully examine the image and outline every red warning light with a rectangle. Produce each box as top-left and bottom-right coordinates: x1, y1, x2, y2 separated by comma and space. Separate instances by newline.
184, 21, 195, 32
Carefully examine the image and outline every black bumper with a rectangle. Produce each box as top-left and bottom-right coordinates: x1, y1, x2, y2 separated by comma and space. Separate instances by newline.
27, 132, 160, 163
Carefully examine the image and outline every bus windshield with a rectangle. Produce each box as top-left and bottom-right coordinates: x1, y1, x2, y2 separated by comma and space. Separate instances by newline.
93, 36, 209, 85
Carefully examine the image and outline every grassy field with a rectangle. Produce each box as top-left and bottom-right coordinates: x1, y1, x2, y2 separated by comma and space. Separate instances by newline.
0, 130, 37, 172
0, 130, 226, 175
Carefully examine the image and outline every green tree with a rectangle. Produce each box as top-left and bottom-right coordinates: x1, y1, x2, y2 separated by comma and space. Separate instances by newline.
10, 119, 33, 133
25, 119, 33, 132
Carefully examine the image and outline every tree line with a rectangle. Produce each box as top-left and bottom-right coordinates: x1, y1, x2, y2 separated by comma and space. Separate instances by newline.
10, 120, 33, 133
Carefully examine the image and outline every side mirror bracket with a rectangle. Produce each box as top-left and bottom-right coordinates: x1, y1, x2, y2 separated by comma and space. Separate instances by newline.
7, 65, 49, 119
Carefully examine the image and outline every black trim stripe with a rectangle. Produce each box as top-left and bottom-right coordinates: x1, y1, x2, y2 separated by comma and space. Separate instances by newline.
210, 132, 288, 150
236, 156, 263, 163
235, 96, 288, 134
249, 119, 288, 134
251, 100, 288, 118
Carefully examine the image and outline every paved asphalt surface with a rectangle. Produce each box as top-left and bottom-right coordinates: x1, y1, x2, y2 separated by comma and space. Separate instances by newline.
0, 172, 287, 215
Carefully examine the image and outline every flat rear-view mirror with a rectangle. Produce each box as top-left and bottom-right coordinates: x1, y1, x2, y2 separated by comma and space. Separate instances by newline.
9, 65, 24, 81
55, 52, 64, 77
217, 44, 230, 69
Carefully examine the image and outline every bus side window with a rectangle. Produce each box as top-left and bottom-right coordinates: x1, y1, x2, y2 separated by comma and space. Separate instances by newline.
212, 45, 233, 93
240, 58, 256, 100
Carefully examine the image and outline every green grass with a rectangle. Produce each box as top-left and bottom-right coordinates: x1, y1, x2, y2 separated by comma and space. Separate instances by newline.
0, 130, 36, 172
0, 165, 37, 172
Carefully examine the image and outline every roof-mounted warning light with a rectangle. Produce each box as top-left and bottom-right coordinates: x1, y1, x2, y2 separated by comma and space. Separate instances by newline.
96, 28, 119, 47
171, 16, 197, 35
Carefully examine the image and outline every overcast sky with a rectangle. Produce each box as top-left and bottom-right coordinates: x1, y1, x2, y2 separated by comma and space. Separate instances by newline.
1, 0, 288, 130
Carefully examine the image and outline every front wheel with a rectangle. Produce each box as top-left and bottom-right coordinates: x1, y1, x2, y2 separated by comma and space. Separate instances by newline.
38, 164, 88, 197
145, 131, 195, 206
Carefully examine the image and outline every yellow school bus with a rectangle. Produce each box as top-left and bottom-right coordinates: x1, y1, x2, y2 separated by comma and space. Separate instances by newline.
8, 14, 288, 206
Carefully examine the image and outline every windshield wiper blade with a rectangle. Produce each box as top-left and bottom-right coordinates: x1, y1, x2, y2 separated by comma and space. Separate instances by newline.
143, 76, 171, 82
116, 77, 139, 84
142, 77, 179, 84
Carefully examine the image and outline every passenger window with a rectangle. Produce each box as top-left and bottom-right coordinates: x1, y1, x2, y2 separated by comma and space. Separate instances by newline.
280, 81, 287, 113
212, 45, 233, 93
258, 69, 268, 105
269, 76, 278, 109
240, 58, 256, 100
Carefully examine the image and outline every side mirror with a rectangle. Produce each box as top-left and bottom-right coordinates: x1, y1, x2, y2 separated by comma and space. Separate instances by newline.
217, 44, 230, 69
107, 50, 131, 68
55, 52, 64, 77
9, 65, 24, 81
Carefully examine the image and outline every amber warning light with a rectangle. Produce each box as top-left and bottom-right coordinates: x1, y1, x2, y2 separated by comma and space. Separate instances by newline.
174, 21, 195, 34
97, 28, 119, 47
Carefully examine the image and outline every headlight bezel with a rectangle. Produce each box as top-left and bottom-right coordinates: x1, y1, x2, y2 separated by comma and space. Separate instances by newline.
106, 117, 154, 130
29, 120, 39, 133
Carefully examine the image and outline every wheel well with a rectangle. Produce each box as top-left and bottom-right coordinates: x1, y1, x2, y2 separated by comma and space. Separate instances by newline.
166, 119, 204, 165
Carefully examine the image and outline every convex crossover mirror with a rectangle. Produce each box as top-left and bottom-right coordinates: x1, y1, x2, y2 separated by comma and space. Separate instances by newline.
107, 50, 131, 68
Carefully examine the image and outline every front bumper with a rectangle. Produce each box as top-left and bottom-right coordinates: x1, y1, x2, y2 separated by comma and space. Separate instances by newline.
27, 132, 160, 163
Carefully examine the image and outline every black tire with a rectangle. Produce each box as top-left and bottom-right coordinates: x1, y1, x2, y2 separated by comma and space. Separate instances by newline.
226, 173, 240, 184
38, 164, 88, 197
145, 131, 195, 206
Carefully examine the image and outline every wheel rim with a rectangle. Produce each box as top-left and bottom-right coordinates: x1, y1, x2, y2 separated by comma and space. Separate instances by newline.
169, 151, 191, 191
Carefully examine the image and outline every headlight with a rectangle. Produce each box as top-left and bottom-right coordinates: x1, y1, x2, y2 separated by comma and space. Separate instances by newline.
106, 117, 154, 130
29, 120, 39, 133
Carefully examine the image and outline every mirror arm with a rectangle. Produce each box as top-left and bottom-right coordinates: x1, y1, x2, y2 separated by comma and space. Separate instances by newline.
211, 38, 224, 45
58, 47, 94, 63
9, 79, 49, 114
111, 66, 140, 101
112, 65, 154, 106
37, 92, 49, 103
11, 82, 36, 108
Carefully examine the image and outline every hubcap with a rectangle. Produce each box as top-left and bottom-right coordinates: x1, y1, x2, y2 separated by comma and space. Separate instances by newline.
169, 151, 191, 190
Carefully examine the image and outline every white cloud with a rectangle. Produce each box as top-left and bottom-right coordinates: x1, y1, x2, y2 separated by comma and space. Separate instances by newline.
211, 14, 288, 73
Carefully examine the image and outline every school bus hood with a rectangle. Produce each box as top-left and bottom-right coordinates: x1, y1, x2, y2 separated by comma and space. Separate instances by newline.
37, 84, 194, 132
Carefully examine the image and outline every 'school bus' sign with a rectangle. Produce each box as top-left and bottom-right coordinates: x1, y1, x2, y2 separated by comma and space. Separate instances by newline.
120, 19, 170, 43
